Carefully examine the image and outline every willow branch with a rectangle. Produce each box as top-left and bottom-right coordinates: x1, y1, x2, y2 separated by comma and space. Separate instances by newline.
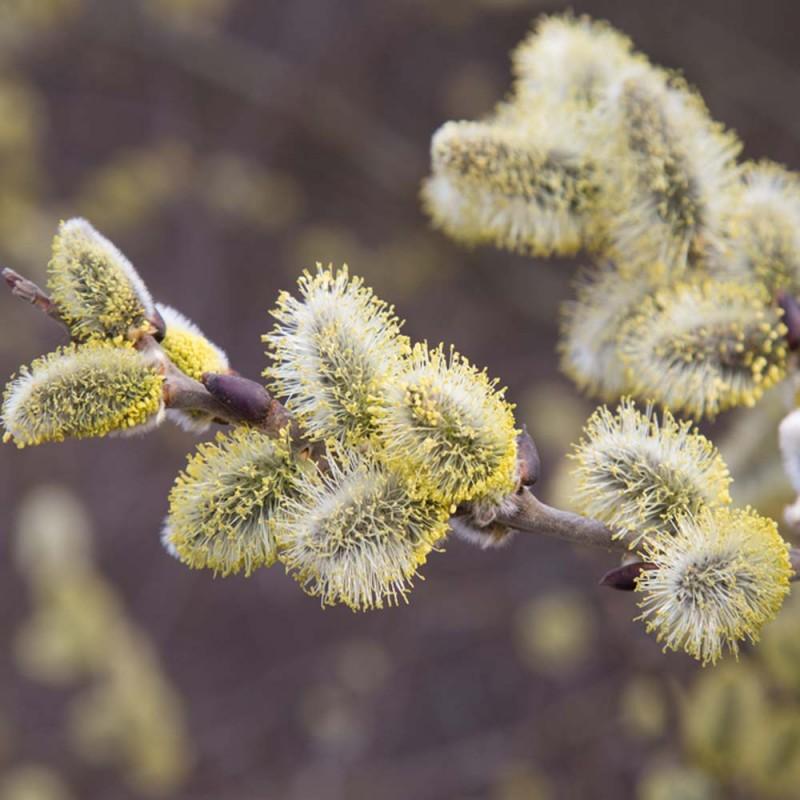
5, 266, 800, 580
2, 268, 69, 333
0, 269, 306, 444
134, 333, 302, 440
499, 487, 800, 584
496, 488, 628, 551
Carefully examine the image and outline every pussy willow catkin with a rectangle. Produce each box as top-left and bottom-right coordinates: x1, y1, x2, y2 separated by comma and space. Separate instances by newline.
163, 427, 299, 576
423, 118, 604, 256
378, 343, 519, 509
48, 218, 156, 342
275, 451, 450, 610
2, 342, 164, 446
424, 12, 791, 427
264, 264, 410, 449
570, 399, 731, 546
618, 280, 787, 419
636, 506, 791, 666
713, 161, 800, 296
559, 262, 656, 401
157, 303, 230, 433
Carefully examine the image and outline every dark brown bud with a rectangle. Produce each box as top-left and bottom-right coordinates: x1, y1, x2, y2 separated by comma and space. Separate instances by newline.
149, 306, 167, 342
202, 373, 272, 422
517, 426, 541, 487
777, 291, 800, 350
599, 561, 656, 591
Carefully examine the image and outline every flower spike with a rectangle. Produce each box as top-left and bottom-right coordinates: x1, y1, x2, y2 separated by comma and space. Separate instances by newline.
512, 13, 640, 110
378, 343, 518, 509
264, 264, 409, 448
275, 451, 449, 611
2, 342, 165, 447
618, 279, 787, 419
163, 427, 299, 576
47, 218, 156, 342
600, 72, 741, 275
636, 507, 792, 666
422, 119, 604, 257
713, 161, 800, 296
570, 399, 732, 545
559, 262, 657, 401
157, 303, 230, 433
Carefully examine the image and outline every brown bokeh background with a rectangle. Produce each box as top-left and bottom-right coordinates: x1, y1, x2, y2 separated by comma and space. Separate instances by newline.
1, 1, 800, 798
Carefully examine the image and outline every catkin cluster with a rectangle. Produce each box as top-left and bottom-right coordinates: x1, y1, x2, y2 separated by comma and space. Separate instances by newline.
3, 14, 797, 659
1, 218, 231, 445
424, 13, 793, 420
571, 400, 792, 665
0, 222, 522, 611
162, 264, 519, 609
422, 12, 799, 665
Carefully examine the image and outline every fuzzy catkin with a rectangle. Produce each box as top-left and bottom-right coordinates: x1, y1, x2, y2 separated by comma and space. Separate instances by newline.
157, 303, 230, 433
378, 343, 519, 509
512, 13, 640, 110
264, 264, 410, 449
618, 279, 787, 419
636, 506, 792, 666
2, 343, 164, 447
275, 452, 450, 611
559, 262, 657, 401
570, 399, 731, 545
600, 73, 741, 275
157, 304, 228, 382
47, 218, 155, 342
713, 161, 800, 296
422, 119, 604, 256
164, 427, 299, 576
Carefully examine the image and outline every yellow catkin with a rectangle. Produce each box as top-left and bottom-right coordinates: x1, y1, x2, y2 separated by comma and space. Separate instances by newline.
264, 264, 410, 449
558, 262, 657, 401
422, 119, 604, 256
275, 451, 449, 611
713, 160, 800, 296
157, 303, 230, 434
157, 304, 228, 382
636, 506, 792, 666
570, 399, 731, 545
1, 342, 164, 447
618, 279, 787, 419
163, 427, 298, 576
600, 71, 741, 276
47, 218, 155, 341
512, 13, 640, 110
378, 342, 518, 509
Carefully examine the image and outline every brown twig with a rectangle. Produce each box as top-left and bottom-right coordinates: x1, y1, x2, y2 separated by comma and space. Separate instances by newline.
0, 268, 313, 451
496, 487, 800, 583
2, 268, 69, 333
495, 488, 629, 551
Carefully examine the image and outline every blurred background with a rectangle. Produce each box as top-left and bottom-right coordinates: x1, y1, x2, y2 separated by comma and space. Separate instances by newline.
2, 1, 800, 798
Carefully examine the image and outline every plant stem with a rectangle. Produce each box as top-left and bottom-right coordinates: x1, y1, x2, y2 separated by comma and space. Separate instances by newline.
496, 488, 627, 551
2, 269, 69, 333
